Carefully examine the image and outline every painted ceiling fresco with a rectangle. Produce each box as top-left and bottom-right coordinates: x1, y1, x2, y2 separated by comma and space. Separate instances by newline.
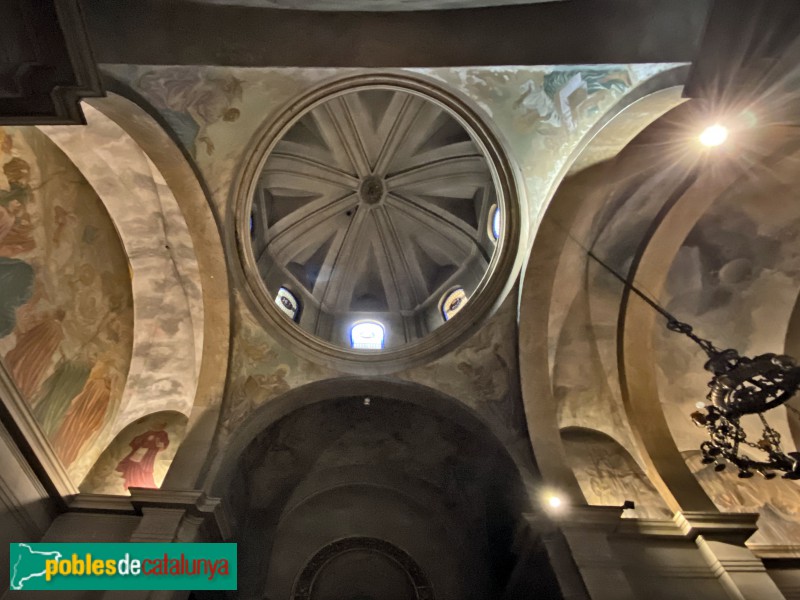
80, 411, 188, 495
40, 106, 204, 484
653, 150, 800, 546
103, 62, 680, 484
562, 427, 670, 520
0, 126, 134, 482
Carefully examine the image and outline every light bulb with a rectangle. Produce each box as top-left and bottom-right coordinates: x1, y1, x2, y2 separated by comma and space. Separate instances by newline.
699, 124, 728, 147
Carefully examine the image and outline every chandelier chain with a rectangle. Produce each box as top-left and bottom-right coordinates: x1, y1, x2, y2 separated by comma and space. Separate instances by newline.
586, 248, 800, 480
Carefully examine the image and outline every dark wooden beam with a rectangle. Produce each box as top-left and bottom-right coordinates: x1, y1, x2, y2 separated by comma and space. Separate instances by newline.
82, 0, 711, 67
684, 0, 800, 100
0, 0, 103, 125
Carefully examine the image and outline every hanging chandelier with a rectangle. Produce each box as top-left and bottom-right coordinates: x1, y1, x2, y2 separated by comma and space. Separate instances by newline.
589, 251, 800, 480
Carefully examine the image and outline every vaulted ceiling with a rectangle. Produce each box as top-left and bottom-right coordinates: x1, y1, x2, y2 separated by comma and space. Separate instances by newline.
252, 87, 497, 348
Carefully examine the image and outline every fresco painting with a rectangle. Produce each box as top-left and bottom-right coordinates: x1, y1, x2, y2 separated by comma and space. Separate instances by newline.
0, 126, 134, 479
652, 154, 800, 545
400, 290, 528, 437
562, 427, 670, 519
39, 104, 207, 484
116, 65, 341, 216
552, 287, 640, 457
686, 450, 800, 546
136, 69, 244, 158
222, 292, 335, 440
105, 64, 681, 465
80, 411, 187, 494
418, 64, 678, 231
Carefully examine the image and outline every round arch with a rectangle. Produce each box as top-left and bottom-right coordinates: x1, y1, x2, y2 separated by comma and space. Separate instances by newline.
36, 88, 231, 491
619, 138, 800, 512
518, 65, 690, 505
204, 376, 537, 497
205, 379, 562, 599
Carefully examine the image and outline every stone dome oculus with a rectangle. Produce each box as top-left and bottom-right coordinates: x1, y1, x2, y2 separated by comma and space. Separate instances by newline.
250, 85, 502, 350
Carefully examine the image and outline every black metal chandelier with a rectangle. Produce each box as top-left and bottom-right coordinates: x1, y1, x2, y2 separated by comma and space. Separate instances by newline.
589, 251, 800, 480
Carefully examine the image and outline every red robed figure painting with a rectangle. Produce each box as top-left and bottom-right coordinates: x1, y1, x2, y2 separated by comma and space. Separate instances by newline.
115, 425, 169, 490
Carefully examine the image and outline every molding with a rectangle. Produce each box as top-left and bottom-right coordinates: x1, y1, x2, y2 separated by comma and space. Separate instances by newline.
67, 493, 136, 514
291, 536, 434, 600
612, 517, 687, 539
748, 546, 800, 560
68, 489, 233, 541
674, 511, 760, 544
128, 488, 233, 541
0, 420, 54, 537
530, 506, 625, 531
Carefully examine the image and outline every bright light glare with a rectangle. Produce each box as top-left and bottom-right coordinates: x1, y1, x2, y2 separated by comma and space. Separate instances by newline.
699, 124, 728, 147
350, 320, 385, 350
547, 495, 562, 509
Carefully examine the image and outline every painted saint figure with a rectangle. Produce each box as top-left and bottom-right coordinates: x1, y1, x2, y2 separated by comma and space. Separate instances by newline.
115, 424, 170, 490
33, 360, 91, 436
136, 69, 242, 156
4, 308, 66, 399
51, 362, 112, 467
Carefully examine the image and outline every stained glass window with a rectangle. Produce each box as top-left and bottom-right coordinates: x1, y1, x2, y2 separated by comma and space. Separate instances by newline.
350, 320, 385, 350
491, 205, 501, 241
275, 287, 300, 321
441, 288, 468, 321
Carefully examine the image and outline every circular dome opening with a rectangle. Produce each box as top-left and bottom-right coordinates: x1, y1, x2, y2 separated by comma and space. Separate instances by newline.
237, 75, 520, 370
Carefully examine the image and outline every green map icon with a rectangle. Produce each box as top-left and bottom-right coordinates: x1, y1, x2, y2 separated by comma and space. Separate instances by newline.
10, 543, 62, 590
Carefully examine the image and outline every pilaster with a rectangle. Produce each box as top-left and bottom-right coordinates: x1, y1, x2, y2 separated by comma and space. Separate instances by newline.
675, 511, 786, 600
528, 506, 634, 600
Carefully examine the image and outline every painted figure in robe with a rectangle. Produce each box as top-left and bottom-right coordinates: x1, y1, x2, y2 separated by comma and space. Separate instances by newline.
115, 424, 170, 490
51, 362, 113, 467
136, 69, 242, 156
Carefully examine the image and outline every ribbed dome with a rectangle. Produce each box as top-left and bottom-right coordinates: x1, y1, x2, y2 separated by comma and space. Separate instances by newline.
250, 87, 499, 349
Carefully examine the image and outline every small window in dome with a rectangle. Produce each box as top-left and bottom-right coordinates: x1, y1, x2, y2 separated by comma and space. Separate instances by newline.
491, 205, 501, 241
441, 288, 468, 321
275, 287, 300, 321
350, 320, 385, 350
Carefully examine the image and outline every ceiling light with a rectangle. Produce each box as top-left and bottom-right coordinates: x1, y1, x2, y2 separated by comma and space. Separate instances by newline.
699, 124, 728, 147
547, 495, 562, 509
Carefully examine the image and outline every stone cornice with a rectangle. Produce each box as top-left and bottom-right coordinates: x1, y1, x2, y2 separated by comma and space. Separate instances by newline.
674, 511, 760, 544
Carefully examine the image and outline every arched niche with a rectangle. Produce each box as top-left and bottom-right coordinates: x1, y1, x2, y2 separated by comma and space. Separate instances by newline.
560, 427, 670, 519
518, 65, 689, 503
79, 410, 188, 495
205, 382, 562, 599
0, 86, 231, 494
